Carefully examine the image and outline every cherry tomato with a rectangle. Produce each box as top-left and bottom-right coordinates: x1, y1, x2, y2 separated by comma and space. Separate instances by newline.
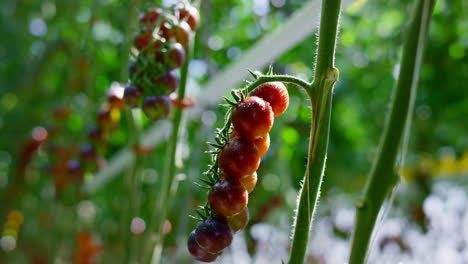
209, 179, 248, 217
174, 21, 192, 47
168, 42, 186, 69
227, 207, 249, 232
133, 31, 152, 51
253, 133, 270, 157
232, 96, 274, 140
250, 82, 289, 117
187, 231, 220, 262
139, 8, 162, 25
123, 84, 143, 108
154, 70, 179, 93
179, 6, 200, 30
239, 172, 257, 193
218, 137, 260, 179
142, 95, 171, 121
194, 216, 233, 253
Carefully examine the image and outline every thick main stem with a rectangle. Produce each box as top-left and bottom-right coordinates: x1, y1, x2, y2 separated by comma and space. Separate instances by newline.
288, 0, 341, 263
144, 44, 192, 264
348, 0, 436, 263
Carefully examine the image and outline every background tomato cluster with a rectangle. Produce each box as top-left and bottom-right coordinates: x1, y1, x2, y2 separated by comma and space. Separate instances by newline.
1, 0, 467, 263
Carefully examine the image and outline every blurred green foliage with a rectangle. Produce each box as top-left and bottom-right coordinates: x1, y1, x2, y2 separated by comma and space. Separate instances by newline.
0, 0, 467, 263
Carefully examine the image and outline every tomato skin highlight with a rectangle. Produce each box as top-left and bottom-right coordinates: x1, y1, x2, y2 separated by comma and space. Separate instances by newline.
239, 172, 257, 193
209, 179, 248, 217
232, 96, 274, 140
218, 137, 261, 180
194, 217, 233, 253
187, 231, 220, 262
250, 82, 289, 117
227, 207, 249, 232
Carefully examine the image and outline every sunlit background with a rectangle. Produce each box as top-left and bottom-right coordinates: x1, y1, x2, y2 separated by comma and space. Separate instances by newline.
1, 0, 467, 263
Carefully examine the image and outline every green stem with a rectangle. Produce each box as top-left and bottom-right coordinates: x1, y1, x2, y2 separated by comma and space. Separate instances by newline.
348, 0, 436, 263
288, 0, 341, 263
144, 44, 192, 264
119, 0, 140, 261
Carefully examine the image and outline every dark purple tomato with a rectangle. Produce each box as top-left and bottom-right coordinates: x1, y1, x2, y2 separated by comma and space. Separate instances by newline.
194, 217, 233, 253
142, 96, 171, 121
168, 42, 186, 69
123, 84, 143, 108
187, 231, 220, 262
154, 70, 179, 93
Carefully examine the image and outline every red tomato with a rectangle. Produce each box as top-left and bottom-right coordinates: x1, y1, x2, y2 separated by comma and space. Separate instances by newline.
208, 179, 248, 217
250, 82, 289, 117
218, 137, 260, 180
232, 96, 274, 140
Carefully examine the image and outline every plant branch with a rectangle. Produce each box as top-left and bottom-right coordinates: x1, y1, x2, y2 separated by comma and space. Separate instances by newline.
288, 0, 341, 263
348, 0, 436, 263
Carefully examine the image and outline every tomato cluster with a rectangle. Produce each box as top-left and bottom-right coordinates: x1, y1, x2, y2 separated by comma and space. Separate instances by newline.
188, 82, 289, 262
45, 86, 125, 192
124, 3, 199, 121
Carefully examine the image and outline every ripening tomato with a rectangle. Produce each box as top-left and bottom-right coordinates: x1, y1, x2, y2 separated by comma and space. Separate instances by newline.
250, 82, 289, 117
227, 207, 249, 232
124, 84, 143, 108
178, 6, 200, 30
139, 8, 163, 25
253, 134, 270, 157
133, 31, 152, 51
218, 137, 260, 179
208, 179, 248, 217
168, 42, 186, 69
194, 217, 233, 253
239, 172, 257, 193
187, 231, 220, 262
153, 70, 179, 93
174, 21, 192, 47
232, 96, 274, 140
142, 96, 171, 121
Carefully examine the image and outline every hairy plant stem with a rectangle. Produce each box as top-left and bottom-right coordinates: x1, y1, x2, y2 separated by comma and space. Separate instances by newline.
288, 0, 341, 263
348, 0, 436, 263
143, 44, 192, 264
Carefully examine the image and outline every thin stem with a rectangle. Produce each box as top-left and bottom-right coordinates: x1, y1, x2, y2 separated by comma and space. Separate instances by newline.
288, 0, 341, 263
348, 0, 436, 263
246, 75, 312, 94
144, 44, 192, 264
119, 0, 140, 261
